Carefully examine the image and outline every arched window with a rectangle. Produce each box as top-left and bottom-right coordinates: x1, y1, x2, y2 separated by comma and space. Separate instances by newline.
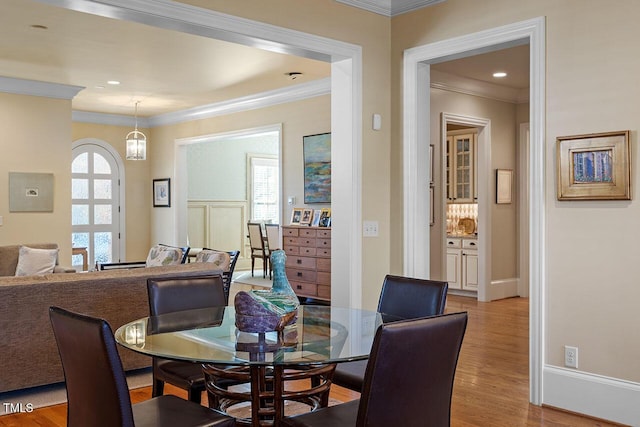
71, 140, 124, 269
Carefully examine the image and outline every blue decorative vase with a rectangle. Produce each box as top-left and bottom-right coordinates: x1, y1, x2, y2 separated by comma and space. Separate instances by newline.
234, 250, 299, 333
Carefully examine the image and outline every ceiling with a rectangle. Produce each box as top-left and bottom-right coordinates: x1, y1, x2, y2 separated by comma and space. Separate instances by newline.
0, 0, 331, 116
431, 45, 530, 90
0, 0, 528, 119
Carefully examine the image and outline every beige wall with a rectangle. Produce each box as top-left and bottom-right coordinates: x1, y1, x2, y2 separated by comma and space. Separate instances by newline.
72, 122, 151, 261
429, 88, 518, 282
0, 93, 73, 265
392, 0, 640, 384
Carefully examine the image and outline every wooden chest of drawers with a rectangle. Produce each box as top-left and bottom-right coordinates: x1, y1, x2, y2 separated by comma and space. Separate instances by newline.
282, 226, 331, 301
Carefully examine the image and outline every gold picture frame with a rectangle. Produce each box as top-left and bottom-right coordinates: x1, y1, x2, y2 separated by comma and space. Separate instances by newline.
290, 208, 303, 225
556, 130, 631, 201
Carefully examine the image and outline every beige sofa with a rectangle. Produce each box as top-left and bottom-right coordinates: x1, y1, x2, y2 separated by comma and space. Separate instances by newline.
0, 262, 223, 393
0, 243, 75, 277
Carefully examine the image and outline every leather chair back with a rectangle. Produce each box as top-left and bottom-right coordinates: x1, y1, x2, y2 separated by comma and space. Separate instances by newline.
377, 274, 448, 321
147, 274, 225, 316
358, 312, 468, 427
49, 306, 135, 427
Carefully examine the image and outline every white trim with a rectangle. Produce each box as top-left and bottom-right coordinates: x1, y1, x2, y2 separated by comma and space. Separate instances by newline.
335, 0, 444, 17
0, 76, 84, 100
72, 111, 150, 128
402, 16, 546, 405
48, 0, 363, 309
148, 78, 331, 127
488, 278, 519, 299
71, 138, 127, 263
518, 123, 530, 298
543, 366, 640, 426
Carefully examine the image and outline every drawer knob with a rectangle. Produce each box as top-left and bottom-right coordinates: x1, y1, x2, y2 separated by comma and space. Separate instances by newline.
297, 259, 302, 264
448, 242, 454, 245
297, 272, 303, 277
469, 242, 476, 246
297, 285, 302, 289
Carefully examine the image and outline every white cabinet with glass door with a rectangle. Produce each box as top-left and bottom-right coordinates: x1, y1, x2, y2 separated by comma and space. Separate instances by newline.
446, 131, 477, 203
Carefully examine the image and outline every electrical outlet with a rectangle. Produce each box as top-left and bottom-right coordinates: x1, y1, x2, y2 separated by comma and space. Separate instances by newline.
363, 221, 379, 237
564, 345, 578, 368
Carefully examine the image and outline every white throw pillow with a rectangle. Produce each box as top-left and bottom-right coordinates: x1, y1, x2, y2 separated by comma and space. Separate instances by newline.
15, 246, 58, 276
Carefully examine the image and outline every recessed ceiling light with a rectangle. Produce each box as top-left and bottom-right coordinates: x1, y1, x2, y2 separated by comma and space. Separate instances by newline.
107, 80, 121, 85
493, 72, 507, 78
95, 85, 105, 89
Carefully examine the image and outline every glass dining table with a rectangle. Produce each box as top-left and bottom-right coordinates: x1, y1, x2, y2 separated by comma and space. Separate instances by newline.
115, 305, 382, 427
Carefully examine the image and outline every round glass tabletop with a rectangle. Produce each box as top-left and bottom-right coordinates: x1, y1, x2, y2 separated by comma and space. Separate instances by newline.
115, 305, 382, 366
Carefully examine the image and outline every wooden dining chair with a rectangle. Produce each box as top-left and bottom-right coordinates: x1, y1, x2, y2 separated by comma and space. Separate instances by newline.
49, 306, 235, 427
264, 223, 280, 279
282, 312, 468, 427
146, 274, 228, 404
331, 274, 448, 391
247, 222, 268, 278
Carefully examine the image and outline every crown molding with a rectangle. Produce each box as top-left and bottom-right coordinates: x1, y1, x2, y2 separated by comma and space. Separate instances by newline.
430, 69, 529, 104
336, 0, 444, 17
73, 77, 331, 127
0, 76, 84, 100
72, 111, 150, 128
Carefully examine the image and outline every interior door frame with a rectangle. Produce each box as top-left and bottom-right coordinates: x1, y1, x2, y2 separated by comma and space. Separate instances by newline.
402, 17, 546, 404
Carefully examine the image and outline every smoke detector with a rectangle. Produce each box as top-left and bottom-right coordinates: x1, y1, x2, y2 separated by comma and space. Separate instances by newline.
286, 72, 303, 80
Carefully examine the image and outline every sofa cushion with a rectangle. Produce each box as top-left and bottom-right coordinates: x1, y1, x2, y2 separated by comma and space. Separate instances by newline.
146, 244, 184, 267
195, 249, 230, 271
15, 246, 58, 276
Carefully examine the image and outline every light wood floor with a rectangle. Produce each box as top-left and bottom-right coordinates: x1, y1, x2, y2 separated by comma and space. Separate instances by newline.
0, 294, 621, 426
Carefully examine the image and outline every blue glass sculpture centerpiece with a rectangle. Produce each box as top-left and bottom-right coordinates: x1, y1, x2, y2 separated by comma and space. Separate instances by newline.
234, 249, 299, 333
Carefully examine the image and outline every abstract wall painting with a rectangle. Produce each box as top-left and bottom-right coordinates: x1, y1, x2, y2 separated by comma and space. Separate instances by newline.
303, 133, 331, 204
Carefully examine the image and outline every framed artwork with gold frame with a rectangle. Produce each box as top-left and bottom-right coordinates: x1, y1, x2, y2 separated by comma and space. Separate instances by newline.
556, 130, 630, 200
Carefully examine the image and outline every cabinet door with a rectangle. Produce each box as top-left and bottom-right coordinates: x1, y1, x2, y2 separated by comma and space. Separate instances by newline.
446, 249, 462, 289
462, 251, 478, 290
454, 133, 474, 202
447, 132, 476, 203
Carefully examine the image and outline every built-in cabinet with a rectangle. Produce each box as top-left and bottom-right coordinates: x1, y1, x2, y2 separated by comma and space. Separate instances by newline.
446, 236, 478, 291
282, 226, 331, 301
446, 131, 477, 203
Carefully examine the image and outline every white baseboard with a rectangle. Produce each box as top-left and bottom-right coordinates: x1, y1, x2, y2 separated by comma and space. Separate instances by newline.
543, 365, 640, 425
487, 277, 519, 301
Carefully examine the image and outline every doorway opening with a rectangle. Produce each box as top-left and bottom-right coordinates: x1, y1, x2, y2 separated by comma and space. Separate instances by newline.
176, 125, 282, 270
402, 17, 545, 404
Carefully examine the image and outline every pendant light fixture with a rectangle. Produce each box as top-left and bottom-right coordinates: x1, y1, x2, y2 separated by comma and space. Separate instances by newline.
126, 101, 146, 160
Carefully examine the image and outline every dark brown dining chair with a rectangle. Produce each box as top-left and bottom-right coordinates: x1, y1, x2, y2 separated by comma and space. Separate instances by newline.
48, 306, 235, 427
248, 222, 268, 278
193, 249, 240, 304
146, 274, 227, 404
331, 274, 448, 391
282, 312, 468, 427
